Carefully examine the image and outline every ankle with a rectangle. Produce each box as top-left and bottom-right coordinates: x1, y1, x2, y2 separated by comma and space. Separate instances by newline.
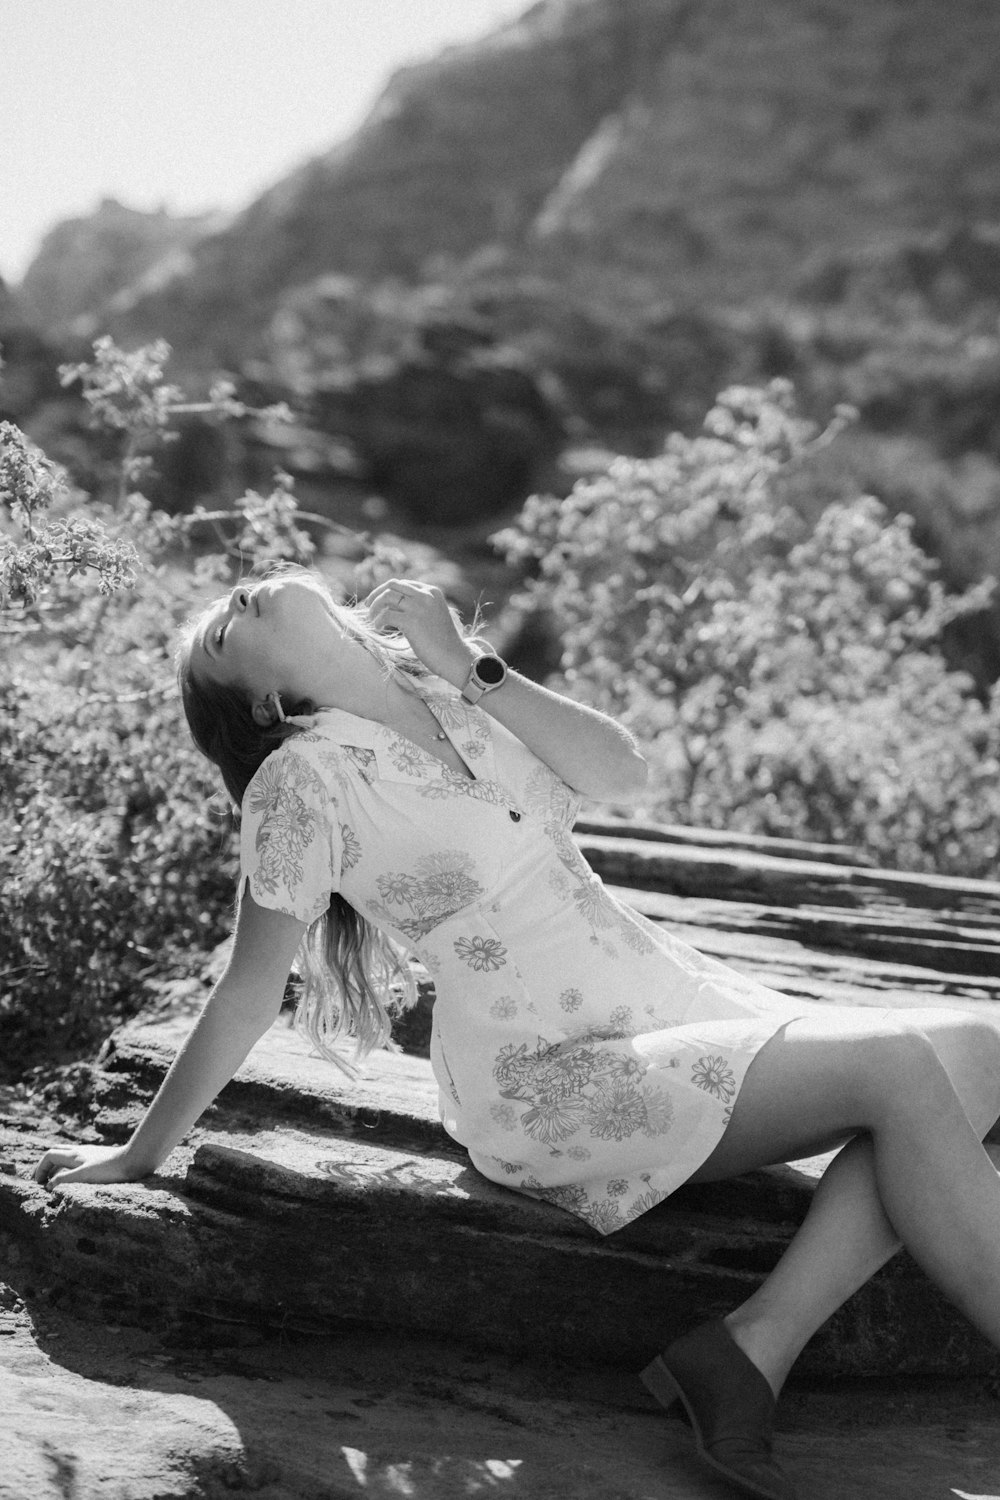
722, 1311, 795, 1400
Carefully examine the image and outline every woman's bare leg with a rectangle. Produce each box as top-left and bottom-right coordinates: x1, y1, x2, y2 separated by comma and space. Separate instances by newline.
683, 1007, 1000, 1396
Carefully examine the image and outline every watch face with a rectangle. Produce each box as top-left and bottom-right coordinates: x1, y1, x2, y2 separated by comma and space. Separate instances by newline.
475, 655, 506, 685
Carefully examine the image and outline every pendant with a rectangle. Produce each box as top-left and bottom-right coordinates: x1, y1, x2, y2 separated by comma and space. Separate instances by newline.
435, 731, 447, 740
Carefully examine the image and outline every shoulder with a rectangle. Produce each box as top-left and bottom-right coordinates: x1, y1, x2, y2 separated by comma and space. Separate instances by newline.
241, 732, 332, 818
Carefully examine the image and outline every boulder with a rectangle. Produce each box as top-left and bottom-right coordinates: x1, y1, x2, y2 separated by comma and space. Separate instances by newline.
4, 817, 1000, 1384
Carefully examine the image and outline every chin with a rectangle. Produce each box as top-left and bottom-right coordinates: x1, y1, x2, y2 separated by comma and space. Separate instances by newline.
263, 574, 326, 607
265, 576, 342, 640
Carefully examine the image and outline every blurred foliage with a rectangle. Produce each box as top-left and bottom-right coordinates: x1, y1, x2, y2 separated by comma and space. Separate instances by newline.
497, 380, 1000, 876
270, 264, 735, 466
270, 273, 567, 525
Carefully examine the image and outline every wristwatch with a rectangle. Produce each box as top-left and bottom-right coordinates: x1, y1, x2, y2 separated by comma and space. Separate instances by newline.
461, 653, 508, 704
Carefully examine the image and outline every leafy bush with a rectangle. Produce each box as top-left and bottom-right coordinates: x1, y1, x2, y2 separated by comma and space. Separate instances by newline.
0, 418, 139, 608
0, 673, 236, 1065
0, 339, 342, 1075
497, 380, 1000, 875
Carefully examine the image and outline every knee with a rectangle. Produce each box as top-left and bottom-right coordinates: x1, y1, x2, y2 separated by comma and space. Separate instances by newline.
878, 1019, 944, 1079
918, 1012, 1000, 1130
962, 1016, 1000, 1079
860, 1015, 1000, 1134
851, 1021, 946, 1121
940, 1015, 1000, 1075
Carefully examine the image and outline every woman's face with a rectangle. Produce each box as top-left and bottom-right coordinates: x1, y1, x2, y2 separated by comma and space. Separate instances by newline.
190, 575, 343, 710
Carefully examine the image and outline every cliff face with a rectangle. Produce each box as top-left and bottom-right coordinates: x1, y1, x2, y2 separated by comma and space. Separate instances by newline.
19, 0, 1000, 360
62, 0, 692, 361
18, 198, 221, 337
533, 0, 1000, 302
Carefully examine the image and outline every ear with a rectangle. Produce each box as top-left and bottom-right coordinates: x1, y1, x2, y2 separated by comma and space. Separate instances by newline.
251, 696, 277, 728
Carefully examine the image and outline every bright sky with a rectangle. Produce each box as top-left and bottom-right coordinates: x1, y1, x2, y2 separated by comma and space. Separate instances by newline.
0, 0, 530, 285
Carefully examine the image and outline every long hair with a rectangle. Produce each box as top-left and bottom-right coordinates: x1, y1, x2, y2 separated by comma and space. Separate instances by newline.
177, 562, 461, 1077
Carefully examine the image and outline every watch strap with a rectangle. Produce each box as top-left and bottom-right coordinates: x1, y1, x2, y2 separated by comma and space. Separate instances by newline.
461, 654, 507, 704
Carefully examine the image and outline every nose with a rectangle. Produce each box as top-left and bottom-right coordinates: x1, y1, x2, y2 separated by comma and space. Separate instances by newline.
229, 586, 251, 615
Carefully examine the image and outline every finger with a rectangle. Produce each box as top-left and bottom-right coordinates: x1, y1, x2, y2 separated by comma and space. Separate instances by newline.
48, 1165, 91, 1187
36, 1166, 71, 1187
372, 590, 413, 621
365, 580, 436, 608
32, 1150, 75, 1183
364, 579, 408, 606
367, 593, 402, 618
367, 598, 402, 626
34, 1164, 73, 1187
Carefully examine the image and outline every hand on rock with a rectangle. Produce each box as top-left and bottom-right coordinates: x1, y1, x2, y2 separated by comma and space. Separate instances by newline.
32, 1143, 140, 1189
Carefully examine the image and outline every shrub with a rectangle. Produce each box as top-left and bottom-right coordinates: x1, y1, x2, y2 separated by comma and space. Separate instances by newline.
0, 671, 236, 1065
0, 338, 349, 1075
497, 380, 1000, 875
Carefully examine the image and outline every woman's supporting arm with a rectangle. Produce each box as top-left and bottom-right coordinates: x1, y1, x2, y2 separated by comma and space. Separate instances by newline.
33, 892, 307, 1187
367, 579, 649, 802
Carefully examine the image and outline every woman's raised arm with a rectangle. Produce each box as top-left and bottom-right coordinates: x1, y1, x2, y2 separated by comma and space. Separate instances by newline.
33, 892, 308, 1188
367, 579, 648, 802
470, 665, 647, 802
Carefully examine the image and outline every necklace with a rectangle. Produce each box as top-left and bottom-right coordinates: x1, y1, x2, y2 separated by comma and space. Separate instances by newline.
421, 686, 449, 740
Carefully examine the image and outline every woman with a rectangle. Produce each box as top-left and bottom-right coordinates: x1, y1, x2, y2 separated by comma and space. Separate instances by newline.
33, 569, 1000, 1500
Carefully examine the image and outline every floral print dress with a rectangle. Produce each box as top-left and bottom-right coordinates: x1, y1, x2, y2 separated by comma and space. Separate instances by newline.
239, 681, 808, 1236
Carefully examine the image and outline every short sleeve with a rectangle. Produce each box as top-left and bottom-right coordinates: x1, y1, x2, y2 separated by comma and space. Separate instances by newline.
239, 743, 341, 924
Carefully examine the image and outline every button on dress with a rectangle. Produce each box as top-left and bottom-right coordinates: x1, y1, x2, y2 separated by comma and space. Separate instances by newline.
239, 681, 808, 1236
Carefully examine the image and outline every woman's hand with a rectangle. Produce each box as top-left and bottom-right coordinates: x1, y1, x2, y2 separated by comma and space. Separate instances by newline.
366, 578, 647, 801
32, 1143, 143, 1189
365, 579, 474, 684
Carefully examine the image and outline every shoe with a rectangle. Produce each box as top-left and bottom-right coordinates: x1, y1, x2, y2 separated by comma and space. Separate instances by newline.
640, 1318, 798, 1500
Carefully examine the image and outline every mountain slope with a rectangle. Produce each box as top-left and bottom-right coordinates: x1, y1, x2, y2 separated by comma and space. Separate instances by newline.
18, 198, 220, 335
534, 0, 1000, 301
70, 0, 692, 362
20, 0, 1000, 368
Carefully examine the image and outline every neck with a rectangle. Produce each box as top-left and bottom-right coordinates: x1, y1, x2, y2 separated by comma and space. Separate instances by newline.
309, 635, 411, 722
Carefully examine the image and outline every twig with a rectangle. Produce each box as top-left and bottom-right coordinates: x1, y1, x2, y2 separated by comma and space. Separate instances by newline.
182, 507, 366, 539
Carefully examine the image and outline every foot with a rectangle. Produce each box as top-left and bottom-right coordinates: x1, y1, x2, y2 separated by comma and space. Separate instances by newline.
640, 1319, 798, 1500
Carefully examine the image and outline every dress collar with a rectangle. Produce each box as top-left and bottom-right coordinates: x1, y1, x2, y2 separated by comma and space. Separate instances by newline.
301, 679, 499, 786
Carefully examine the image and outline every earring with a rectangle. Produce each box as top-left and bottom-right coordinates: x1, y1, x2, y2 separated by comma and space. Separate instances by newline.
267, 691, 317, 730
